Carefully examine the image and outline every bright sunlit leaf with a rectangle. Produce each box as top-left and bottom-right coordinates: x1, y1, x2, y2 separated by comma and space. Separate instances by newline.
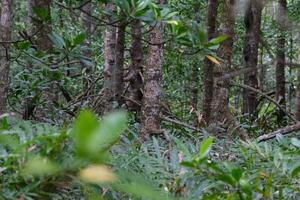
79, 165, 117, 184
206, 55, 220, 65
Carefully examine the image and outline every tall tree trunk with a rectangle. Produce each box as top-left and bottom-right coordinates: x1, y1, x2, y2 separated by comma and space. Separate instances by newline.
295, 38, 300, 121
0, 0, 12, 114
242, 0, 263, 117
140, 0, 165, 139
81, 1, 93, 90
33, 0, 52, 52
100, 3, 116, 114
27, 0, 34, 36
275, 0, 287, 123
211, 0, 235, 126
114, 23, 126, 106
203, 0, 218, 124
125, 19, 143, 112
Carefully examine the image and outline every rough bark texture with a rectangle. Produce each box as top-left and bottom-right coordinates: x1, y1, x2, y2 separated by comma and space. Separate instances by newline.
210, 0, 235, 126
27, 0, 34, 35
0, 0, 12, 114
242, 0, 263, 117
114, 23, 126, 106
100, 3, 116, 114
125, 19, 144, 112
203, 0, 218, 124
140, 0, 165, 138
296, 39, 300, 121
33, 0, 52, 52
275, 0, 287, 122
81, 2, 93, 90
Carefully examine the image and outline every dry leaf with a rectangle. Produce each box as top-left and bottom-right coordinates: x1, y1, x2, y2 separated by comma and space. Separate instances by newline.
206, 55, 220, 65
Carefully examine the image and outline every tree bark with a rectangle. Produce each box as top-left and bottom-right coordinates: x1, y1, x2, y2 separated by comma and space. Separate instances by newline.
81, 1, 93, 90
203, 0, 218, 124
33, 0, 52, 52
275, 0, 287, 123
0, 0, 12, 114
125, 19, 144, 112
114, 23, 126, 106
211, 0, 235, 126
100, 3, 116, 114
295, 37, 300, 121
140, 0, 165, 139
242, 0, 263, 117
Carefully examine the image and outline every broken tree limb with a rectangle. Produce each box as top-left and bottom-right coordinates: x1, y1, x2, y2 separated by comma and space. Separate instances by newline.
231, 82, 296, 122
161, 116, 202, 132
257, 123, 300, 142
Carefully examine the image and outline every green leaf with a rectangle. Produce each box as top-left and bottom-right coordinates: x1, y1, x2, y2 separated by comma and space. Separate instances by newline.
209, 35, 228, 45
49, 33, 66, 49
239, 179, 252, 196
73, 110, 99, 156
87, 111, 127, 154
198, 137, 213, 160
23, 156, 59, 177
73, 33, 86, 46
291, 165, 300, 177
231, 168, 243, 181
33, 7, 49, 21
291, 138, 300, 148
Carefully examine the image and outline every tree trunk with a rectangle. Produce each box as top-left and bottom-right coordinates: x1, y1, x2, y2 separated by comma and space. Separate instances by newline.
125, 19, 144, 112
242, 0, 263, 117
295, 38, 300, 121
211, 0, 235, 126
0, 0, 12, 114
81, 1, 93, 90
100, 3, 116, 114
114, 23, 126, 106
27, 0, 34, 35
140, 0, 165, 139
203, 0, 218, 124
33, 0, 52, 52
275, 0, 287, 123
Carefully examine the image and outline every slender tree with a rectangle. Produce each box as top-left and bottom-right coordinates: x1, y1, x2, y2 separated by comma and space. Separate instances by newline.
296, 37, 300, 121
211, 0, 235, 126
81, 1, 93, 90
100, 3, 116, 114
0, 0, 12, 114
114, 22, 126, 106
33, 0, 52, 52
125, 19, 144, 112
242, 0, 263, 117
140, 0, 165, 138
275, 0, 287, 122
203, 0, 218, 124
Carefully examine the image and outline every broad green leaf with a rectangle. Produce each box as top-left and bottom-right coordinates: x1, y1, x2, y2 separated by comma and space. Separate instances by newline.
198, 137, 213, 160
231, 168, 243, 181
291, 138, 300, 148
291, 165, 300, 177
33, 7, 49, 20
23, 156, 59, 177
239, 179, 252, 196
73, 33, 86, 46
73, 110, 99, 156
86, 111, 128, 154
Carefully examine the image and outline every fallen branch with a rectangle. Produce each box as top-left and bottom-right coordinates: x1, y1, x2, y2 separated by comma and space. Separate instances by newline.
161, 116, 202, 132
231, 82, 296, 122
257, 123, 300, 142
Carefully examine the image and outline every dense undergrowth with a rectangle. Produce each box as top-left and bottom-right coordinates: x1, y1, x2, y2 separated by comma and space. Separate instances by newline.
0, 111, 299, 200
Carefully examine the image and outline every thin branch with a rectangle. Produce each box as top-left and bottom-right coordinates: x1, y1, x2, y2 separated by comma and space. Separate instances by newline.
231, 82, 296, 122
257, 123, 300, 142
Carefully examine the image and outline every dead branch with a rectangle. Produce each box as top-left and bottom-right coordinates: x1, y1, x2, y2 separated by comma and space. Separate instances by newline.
257, 123, 300, 142
231, 82, 296, 122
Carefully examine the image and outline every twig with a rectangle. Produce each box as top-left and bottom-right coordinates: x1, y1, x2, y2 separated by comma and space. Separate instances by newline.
257, 123, 300, 142
231, 82, 296, 122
